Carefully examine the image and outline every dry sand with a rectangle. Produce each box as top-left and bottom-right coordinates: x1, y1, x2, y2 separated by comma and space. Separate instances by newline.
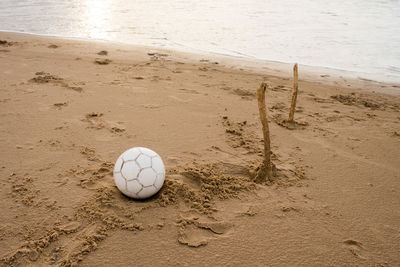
0, 32, 399, 266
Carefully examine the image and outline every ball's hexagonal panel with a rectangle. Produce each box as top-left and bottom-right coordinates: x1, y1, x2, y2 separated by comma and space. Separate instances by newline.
126, 180, 143, 196
121, 148, 141, 162
137, 186, 158, 199
154, 173, 165, 189
151, 156, 165, 174
139, 147, 157, 157
121, 161, 140, 181
138, 168, 157, 187
136, 154, 151, 169
114, 157, 123, 173
114, 172, 127, 192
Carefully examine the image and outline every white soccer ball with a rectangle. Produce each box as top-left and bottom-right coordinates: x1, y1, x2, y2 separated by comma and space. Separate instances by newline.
113, 147, 165, 199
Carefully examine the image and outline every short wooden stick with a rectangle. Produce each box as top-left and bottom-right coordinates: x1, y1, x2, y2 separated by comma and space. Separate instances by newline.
288, 63, 298, 122
255, 82, 272, 182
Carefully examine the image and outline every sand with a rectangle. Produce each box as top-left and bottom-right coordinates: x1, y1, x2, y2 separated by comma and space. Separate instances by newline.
0, 32, 399, 266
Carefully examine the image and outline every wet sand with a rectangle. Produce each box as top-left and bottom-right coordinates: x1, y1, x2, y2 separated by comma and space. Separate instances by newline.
0, 32, 399, 266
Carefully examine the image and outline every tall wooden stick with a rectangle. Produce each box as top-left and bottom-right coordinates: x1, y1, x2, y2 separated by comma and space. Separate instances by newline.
255, 82, 272, 182
288, 63, 298, 122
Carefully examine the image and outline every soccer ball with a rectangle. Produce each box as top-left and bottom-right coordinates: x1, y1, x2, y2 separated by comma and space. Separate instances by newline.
113, 147, 165, 199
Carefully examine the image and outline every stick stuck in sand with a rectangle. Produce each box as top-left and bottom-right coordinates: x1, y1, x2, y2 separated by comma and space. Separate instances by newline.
288, 63, 299, 122
255, 82, 273, 183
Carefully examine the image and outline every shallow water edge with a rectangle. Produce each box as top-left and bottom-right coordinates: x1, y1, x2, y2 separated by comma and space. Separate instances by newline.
1, 31, 399, 96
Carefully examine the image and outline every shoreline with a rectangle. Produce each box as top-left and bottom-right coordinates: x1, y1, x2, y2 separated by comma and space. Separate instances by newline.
2, 30, 400, 95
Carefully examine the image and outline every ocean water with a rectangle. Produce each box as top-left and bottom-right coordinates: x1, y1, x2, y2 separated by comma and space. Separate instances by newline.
1, 0, 400, 82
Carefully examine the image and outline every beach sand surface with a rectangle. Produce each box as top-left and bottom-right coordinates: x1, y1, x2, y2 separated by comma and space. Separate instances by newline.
0, 32, 399, 266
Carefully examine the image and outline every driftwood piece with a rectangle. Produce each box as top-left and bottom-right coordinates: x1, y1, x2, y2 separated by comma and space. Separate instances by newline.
288, 63, 298, 122
254, 82, 273, 183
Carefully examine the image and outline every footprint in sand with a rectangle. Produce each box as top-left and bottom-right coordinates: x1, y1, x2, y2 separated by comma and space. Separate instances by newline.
53, 102, 68, 109
331, 94, 388, 110
231, 88, 255, 99
0, 40, 17, 47
97, 50, 108, 56
270, 102, 287, 112
94, 58, 112, 65
30, 72, 83, 92
271, 85, 289, 92
343, 239, 367, 259
177, 215, 233, 247
309, 96, 335, 104
179, 88, 200, 94
83, 112, 126, 135
221, 116, 262, 153
147, 52, 169, 61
